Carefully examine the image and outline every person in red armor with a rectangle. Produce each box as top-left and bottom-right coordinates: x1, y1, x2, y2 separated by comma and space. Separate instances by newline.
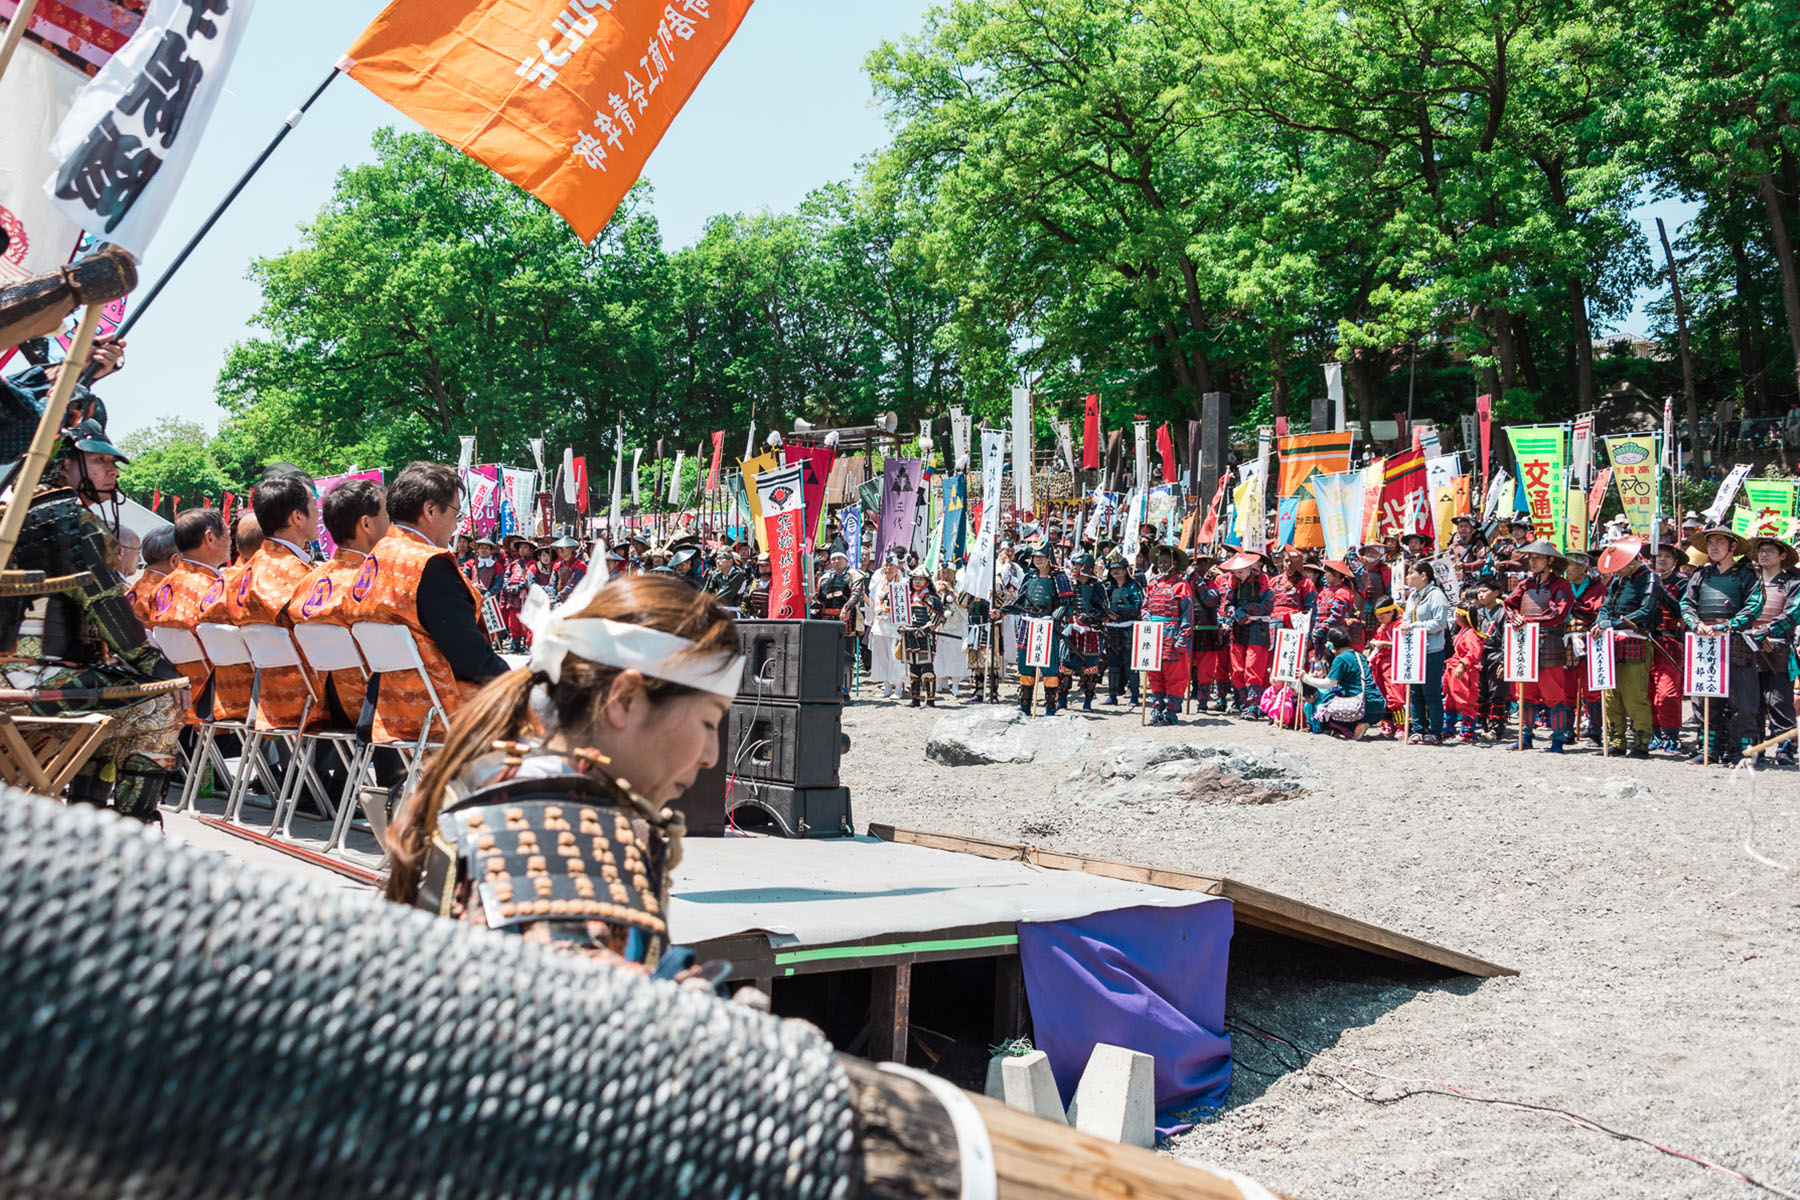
1139, 543, 1191, 726
1562, 551, 1606, 746
1502, 540, 1577, 752
1443, 607, 1487, 743
1309, 560, 1360, 663
1186, 554, 1228, 712
1647, 543, 1689, 753
1222, 549, 1276, 718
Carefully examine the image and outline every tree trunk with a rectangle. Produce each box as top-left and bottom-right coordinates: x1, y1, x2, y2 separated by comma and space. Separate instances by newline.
1266, 334, 1290, 423
1756, 171, 1800, 400
1491, 305, 1519, 393
1346, 353, 1381, 445
1657, 217, 1704, 473
1513, 313, 1542, 396
1566, 277, 1594, 411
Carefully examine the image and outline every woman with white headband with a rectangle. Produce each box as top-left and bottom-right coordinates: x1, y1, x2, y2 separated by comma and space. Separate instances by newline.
385, 554, 743, 971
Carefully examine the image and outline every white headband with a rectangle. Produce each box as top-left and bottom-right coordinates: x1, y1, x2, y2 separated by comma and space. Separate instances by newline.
521, 541, 745, 698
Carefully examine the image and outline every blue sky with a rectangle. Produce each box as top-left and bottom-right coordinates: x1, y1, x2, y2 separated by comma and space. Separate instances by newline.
96, 0, 1686, 437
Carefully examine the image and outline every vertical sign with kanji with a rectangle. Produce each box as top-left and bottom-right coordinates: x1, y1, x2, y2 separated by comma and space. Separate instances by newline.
1586, 630, 1616, 692
755, 462, 804, 619
1684, 634, 1728, 697
1504, 623, 1540, 683
1392, 627, 1428, 686
1505, 425, 1568, 551
1130, 620, 1164, 671
1024, 617, 1055, 669
841, 507, 862, 571
1272, 627, 1307, 683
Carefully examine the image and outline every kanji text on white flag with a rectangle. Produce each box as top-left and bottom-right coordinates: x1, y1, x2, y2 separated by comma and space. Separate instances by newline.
45, 0, 259, 258
1130, 621, 1164, 672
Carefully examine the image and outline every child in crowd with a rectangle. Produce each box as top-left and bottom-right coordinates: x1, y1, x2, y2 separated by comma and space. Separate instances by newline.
1443, 607, 1487, 743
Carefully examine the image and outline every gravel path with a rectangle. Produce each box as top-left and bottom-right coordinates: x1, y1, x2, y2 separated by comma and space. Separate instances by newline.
840, 691, 1800, 1200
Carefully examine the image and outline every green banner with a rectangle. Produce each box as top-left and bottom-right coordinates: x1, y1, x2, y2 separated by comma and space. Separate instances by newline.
1733, 478, 1798, 537
1506, 425, 1568, 551
1601, 433, 1660, 544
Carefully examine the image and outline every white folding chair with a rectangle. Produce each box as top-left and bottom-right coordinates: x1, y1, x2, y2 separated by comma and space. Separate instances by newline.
194, 622, 288, 826
149, 625, 230, 814
241, 623, 368, 843
350, 621, 452, 828
292, 622, 381, 854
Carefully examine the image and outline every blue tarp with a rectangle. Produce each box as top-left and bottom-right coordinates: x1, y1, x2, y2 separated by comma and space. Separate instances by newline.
1017, 899, 1233, 1138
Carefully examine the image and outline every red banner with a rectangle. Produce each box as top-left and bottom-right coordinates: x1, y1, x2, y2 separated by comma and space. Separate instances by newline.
756, 463, 806, 618
1083, 394, 1100, 469
1378, 449, 1432, 539
1476, 393, 1492, 482
707, 430, 724, 492
1156, 424, 1177, 484
784, 445, 836, 545
150, 488, 160, 513
222, 491, 235, 531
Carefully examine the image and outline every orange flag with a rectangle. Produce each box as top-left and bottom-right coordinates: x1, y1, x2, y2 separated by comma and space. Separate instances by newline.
344, 0, 755, 242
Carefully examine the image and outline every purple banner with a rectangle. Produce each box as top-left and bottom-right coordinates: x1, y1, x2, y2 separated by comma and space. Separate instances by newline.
872, 457, 922, 564
314, 469, 385, 559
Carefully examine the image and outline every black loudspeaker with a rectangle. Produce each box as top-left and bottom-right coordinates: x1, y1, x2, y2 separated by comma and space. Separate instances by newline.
1199, 391, 1232, 512
726, 701, 845, 788
726, 779, 854, 839
670, 721, 730, 838
736, 620, 844, 704
1310, 391, 1331, 436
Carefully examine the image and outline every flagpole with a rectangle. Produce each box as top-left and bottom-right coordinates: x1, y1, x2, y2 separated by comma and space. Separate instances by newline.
85, 65, 343, 379
0, 0, 43, 86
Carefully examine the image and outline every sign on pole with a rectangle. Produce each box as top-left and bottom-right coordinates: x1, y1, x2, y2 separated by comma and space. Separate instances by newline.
1130, 621, 1164, 672
1503, 623, 1540, 683
1684, 634, 1728, 697
1024, 617, 1055, 669
1392, 627, 1428, 686
1586, 630, 1616, 692
887, 579, 909, 629
1272, 627, 1307, 683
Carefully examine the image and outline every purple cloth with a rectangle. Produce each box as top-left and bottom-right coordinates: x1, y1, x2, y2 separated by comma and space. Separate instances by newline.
1017, 900, 1233, 1138
872, 458, 921, 563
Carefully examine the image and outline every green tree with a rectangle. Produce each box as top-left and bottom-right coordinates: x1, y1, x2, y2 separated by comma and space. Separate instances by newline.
117, 417, 232, 509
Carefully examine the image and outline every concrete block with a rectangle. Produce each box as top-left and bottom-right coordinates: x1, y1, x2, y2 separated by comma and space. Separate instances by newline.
1066, 1043, 1154, 1147
999, 1050, 1067, 1124
984, 1054, 1005, 1099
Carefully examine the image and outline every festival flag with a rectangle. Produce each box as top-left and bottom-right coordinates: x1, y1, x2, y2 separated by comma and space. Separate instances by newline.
1156, 423, 1177, 484
783, 443, 836, 546
1571, 413, 1595, 490
706, 430, 723, 492
1276, 430, 1353, 550
873, 457, 922, 564
43, 0, 255, 257
755, 462, 805, 619
1324, 363, 1346, 431
1055, 420, 1076, 477
667, 448, 684, 505
949, 405, 968, 471
571, 456, 588, 515
1197, 471, 1230, 545
1587, 468, 1613, 527
0, 40, 89, 291
1505, 425, 1568, 550
940, 473, 966, 563
1083, 394, 1100, 469
149, 487, 160, 512
1359, 458, 1385, 543
344, 0, 754, 242
1566, 487, 1588, 554
841, 507, 862, 571
738, 450, 777, 550
1133, 420, 1149, 493
1475, 393, 1493, 482
1734, 479, 1797, 538
1310, 470, 1357, 561
962, 430, 1006, 600
1011, 388, 1033, 511
630, 447, 642, 505
1378, 448, 1432, 540
1274, 416, 1288, 439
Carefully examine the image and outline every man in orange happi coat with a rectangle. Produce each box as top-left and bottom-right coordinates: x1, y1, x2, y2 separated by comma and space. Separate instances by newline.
199, 471, 326, 731
344, 461, 507, 746
127, 526, 177, 626
146, 509, 233, 718
286, 477, 390, 730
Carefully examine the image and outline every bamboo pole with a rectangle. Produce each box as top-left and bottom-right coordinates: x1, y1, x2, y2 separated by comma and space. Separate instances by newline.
0, 0, 42, 86
0, 304, 101, 575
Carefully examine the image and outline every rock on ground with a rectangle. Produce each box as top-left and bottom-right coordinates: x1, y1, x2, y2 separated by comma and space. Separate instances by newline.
924, 706, 1095, 766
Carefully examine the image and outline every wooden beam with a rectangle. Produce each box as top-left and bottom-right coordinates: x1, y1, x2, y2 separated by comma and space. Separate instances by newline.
841, 1055, 1290, 1200
870, 824, 1516, 978
868, 963, 911, 1063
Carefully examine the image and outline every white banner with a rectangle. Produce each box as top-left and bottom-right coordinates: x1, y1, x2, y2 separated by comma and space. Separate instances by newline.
499, 467, 536, 538
45, 0, 258, 258
562, 447, 577, 503
610, 424, 624, 532
1130, 621, 1164, 671
1133, 420, 1149, 492
458, 435, 476, 474
1024, 617, 1055, 669
668, 449, 685, 504
529, 437, 546, 479
1661, 397, 1675, 472
1011, 387, 1034, 512
1503, 623, 1540, 683
1392, 627, 1428, 686
0, 44, 86, 283
1460, 413, 1479, 462
1684, 634, 1728, 698
950, 405, 968, 470
1055, 420, 1076, 477
1324, 362, 1346, 432
1571, 413, 1594, 490
1253, 427, 1273, 548
631, 448, 642, 505
1482, 469, 1513, 521
963, 429, 1008, 601
1586, 630, 1616, 692
1272, 627, 1307, 683
1703, 463, 1754, 523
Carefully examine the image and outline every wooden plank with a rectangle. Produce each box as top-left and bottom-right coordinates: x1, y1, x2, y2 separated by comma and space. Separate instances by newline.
871, 824, 1516, 978
868, 963, 911, 1063
192, 816, 384, 886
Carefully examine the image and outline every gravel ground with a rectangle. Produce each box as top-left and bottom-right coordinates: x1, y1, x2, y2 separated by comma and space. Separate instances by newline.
840, 689, 1800, 1200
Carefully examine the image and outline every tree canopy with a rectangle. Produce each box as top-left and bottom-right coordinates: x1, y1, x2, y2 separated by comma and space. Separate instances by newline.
113, 0, 1800, 503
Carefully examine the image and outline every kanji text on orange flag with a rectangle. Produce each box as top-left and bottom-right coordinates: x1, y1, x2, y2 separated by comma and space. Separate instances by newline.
343, 0, 754, 242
